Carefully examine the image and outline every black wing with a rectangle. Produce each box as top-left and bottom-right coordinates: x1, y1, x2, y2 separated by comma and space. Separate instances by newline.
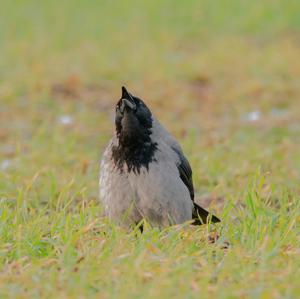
172, 146, 194, 200
172, 146, 220, 224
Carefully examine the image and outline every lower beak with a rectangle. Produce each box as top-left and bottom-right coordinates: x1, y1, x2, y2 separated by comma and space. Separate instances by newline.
122, 98, 136, 111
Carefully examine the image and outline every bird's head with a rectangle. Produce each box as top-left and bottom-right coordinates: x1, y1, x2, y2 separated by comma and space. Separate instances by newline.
115, 86, 153, 146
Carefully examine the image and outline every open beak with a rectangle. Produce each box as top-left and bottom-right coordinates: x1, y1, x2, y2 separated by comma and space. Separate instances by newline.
121, 86, 136, 111
122, 98, 136, 110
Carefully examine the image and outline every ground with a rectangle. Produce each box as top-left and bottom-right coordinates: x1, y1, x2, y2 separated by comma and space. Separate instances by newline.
0, 1, 299, 298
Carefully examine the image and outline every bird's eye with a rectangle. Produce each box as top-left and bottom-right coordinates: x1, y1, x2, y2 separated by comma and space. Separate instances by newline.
116, 104, 124, 116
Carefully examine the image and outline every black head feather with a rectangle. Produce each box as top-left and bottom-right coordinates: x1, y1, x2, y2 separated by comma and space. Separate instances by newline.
112, 87, 157, 173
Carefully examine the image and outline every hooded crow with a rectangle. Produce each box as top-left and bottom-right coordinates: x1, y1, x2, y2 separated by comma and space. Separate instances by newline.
100, 87, 220, 228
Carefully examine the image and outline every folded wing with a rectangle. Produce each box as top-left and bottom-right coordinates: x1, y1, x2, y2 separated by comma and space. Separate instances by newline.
172, 146, 220, 224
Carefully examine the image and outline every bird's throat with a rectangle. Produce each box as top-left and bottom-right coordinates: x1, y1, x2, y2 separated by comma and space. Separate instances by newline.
112, 133, 157, 174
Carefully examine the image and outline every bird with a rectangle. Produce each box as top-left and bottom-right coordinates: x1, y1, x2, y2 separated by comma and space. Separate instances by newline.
99, 86, 220, 228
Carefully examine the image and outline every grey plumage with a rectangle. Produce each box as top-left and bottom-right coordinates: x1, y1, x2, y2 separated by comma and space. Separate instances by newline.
99, 87, 220, 228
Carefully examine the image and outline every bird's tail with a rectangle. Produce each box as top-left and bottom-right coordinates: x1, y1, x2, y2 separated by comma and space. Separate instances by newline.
192, 203, 221, 225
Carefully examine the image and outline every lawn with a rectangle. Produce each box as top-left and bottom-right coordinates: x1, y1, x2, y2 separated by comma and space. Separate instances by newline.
0, 1, 300, 298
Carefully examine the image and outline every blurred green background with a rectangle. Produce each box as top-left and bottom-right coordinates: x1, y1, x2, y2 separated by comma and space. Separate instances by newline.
0, 1, 300, 298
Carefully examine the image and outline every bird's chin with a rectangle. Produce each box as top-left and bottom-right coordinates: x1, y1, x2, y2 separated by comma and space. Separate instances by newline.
121, 112, 138, 134
116, 111, 152, 148
118, 125, 149, 148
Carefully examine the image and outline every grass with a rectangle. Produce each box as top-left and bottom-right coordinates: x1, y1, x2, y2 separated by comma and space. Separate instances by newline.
0, 0, 300, 298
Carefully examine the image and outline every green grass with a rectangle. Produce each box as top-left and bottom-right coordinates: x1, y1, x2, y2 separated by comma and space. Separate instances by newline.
0, 1, 300, 298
